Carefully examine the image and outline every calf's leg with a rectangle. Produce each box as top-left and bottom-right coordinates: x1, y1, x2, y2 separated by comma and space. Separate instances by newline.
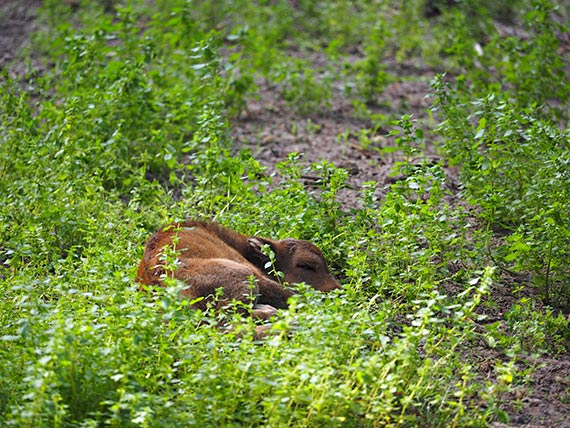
174, 258, 293, 312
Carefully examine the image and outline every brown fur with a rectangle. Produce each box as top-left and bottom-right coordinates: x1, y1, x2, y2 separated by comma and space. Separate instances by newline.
136, 220, 340, 321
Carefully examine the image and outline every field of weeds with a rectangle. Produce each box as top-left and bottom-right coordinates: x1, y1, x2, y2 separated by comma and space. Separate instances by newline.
1, 1, 569, 426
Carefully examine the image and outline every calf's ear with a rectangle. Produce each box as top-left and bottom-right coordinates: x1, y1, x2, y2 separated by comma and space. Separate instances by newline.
283, 238, 297, 253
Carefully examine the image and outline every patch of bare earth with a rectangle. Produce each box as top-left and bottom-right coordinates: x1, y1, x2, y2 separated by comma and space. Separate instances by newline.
1, 1, 568, 426
230, 69, 439, 209
0, 0, 42, 78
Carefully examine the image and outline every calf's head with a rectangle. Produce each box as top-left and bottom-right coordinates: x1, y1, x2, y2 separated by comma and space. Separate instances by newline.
248, 237, 340, 292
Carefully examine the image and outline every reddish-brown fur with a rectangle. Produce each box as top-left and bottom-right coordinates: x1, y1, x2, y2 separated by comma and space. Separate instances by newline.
136, 220, 340, 320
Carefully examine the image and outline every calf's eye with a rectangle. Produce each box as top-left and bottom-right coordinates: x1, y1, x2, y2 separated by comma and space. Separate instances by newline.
297, 263, 316, 272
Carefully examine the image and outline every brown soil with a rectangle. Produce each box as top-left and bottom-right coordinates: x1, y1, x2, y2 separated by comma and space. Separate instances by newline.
0, 0, 42, 77
2, 1, 569, 426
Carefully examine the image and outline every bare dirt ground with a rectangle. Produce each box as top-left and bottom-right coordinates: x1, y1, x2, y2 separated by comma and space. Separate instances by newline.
231, 74, 438, 209
0, 0, 41, 77
2, 1, 569, 426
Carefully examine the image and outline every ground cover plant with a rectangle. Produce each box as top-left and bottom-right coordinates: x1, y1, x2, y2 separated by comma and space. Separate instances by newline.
1, 0, 569, 426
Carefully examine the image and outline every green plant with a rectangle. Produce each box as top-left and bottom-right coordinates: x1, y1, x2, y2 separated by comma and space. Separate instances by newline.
273, 58, 333, 114
432, 76, 570, 308
352, 20, 393, 104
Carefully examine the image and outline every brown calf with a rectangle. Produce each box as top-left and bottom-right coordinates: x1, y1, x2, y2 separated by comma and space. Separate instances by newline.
136, 220, 340, 320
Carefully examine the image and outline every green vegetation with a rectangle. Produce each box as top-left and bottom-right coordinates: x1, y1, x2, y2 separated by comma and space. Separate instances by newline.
1, 0, 569, 426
